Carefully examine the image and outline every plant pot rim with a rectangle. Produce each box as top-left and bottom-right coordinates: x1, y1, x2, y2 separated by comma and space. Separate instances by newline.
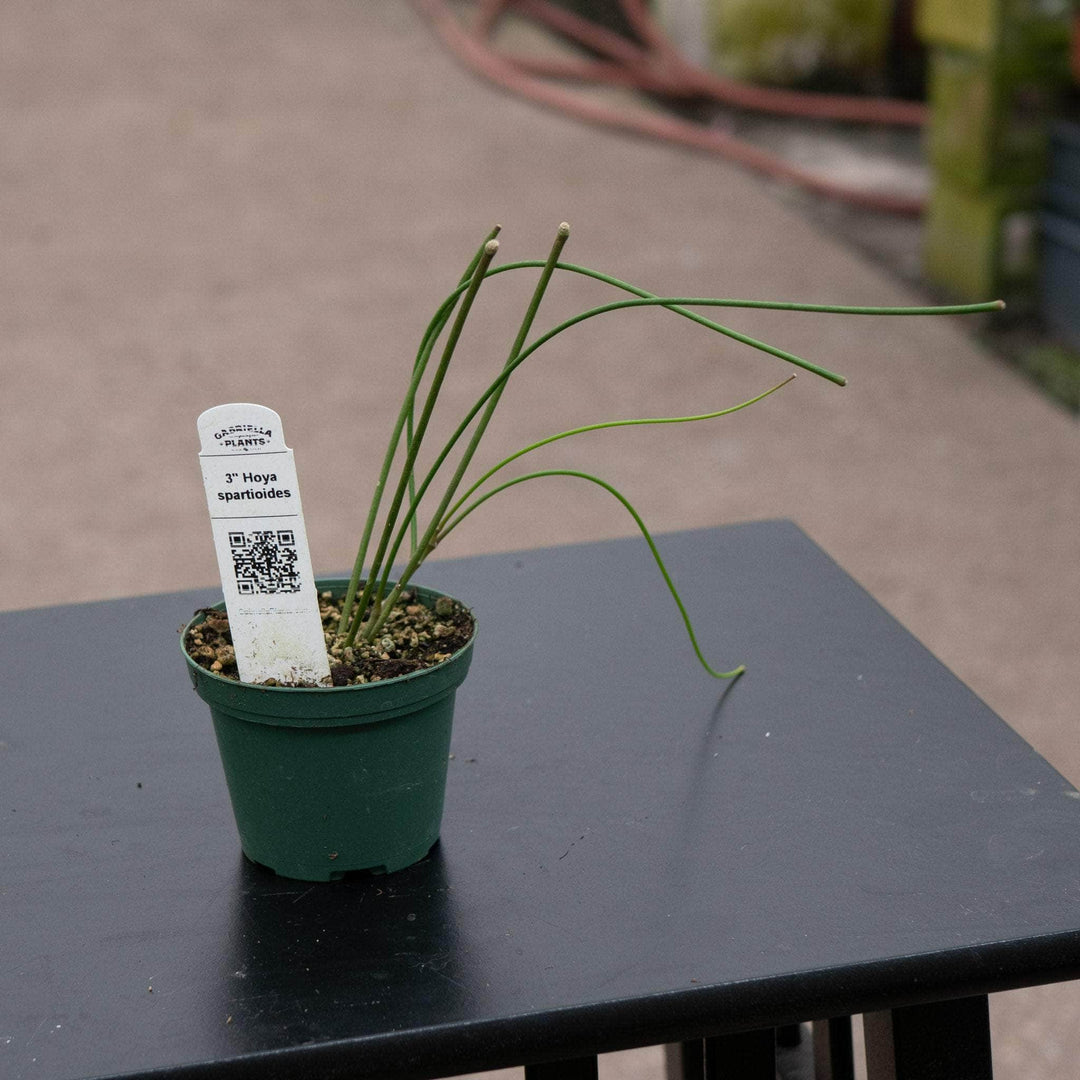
182, 577, 476, 696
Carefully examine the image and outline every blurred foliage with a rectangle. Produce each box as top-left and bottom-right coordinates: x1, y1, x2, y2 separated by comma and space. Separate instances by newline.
709, 0, 892, 90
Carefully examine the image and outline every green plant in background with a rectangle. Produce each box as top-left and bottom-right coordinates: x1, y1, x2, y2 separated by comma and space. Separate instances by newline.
708, 0, 891, 89
335, 223, 1002, 679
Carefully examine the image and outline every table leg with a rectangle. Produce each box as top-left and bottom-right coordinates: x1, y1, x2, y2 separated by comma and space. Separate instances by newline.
664, 1040, 704, 1079
777, 1024, 803, 1048
864, 995, 993, 1080
812, 1016, 854, 1080
524, 1056, 598, 1079
704, 1027, 777, 1079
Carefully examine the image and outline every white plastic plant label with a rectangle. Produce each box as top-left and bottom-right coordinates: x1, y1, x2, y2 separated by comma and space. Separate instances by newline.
197, 403, 331, 686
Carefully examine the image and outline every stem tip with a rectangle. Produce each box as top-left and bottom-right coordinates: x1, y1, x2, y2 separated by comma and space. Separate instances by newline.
557, 221, 570, 238
484, 239, 500, 256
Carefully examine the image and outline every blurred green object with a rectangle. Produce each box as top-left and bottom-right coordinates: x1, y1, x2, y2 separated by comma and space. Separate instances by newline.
916, 0, 1072, 55
923, 180, 1038, 299
918, 0, 1072, 299
926, 46, 1064, 190
707, 0, 892, 89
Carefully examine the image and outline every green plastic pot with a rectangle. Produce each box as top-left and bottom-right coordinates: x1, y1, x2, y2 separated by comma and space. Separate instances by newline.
183, 579, 475, 882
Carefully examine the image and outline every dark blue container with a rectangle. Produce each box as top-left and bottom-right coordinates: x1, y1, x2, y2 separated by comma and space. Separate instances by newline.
1040, 120, 1080, 350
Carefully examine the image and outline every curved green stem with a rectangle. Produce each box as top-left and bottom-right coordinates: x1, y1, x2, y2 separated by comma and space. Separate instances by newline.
436, 468, 746, 680
527, 260, 1004, 329
336, 229, 500, 636
335, 292, 457, 636
444, 375, 795, 526
441, 260, 853, 384
405, 225, 503, 557
374, 290, 833, 588
347, 249, 999, 646
370, 224, 570, 627
475, 257, 1000, 382
344, 238, 500, 646
405, 303, 449, 558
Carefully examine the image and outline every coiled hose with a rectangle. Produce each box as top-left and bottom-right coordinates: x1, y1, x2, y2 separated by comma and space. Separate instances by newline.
414, 0, 928, 215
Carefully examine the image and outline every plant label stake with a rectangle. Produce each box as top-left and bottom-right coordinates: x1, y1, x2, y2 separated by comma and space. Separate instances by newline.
197, 403, 331, 686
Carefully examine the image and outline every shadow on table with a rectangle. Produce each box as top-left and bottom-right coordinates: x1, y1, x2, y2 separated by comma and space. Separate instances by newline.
208, 846, 474, 1054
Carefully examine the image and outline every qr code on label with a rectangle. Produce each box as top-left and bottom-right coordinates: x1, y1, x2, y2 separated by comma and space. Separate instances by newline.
228, 530, 301, 594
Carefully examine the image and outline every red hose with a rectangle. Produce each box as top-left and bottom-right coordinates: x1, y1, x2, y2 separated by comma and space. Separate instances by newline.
518, 0, 657, 69
615, 0, 926, 125
414, 0, 926, 216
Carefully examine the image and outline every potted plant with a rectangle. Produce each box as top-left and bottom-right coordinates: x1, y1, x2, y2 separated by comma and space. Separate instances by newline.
184, 222, 999, 881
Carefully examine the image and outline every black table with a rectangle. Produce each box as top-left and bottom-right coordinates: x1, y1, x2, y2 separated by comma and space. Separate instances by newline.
4, 521, 1080, 1080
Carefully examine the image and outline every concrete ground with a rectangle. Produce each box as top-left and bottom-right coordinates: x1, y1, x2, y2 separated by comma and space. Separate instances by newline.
2, 3, 1078, 1077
